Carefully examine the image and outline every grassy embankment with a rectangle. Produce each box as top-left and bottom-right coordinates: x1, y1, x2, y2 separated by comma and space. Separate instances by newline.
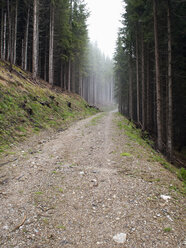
117, 114, 186, 193
0, 60, 98, 155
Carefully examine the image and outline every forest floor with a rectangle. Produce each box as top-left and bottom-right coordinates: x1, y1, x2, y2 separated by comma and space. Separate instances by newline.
0, 111, 185, 248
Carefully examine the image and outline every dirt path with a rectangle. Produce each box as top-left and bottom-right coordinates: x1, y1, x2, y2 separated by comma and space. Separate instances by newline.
0, 112, 185, 248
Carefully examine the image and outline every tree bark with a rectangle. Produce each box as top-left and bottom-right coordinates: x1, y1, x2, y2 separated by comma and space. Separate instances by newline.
60, 62, 63, 89
64, 62, 67, 91
23, 6, 30, 71
129, 53, 133, 121
167, 0, 173, 160
81, 77, 84, 98
79, 65, 83, 96
7, 0, 12, 62
71, 61, 76, 93
153, 0, 163, 151
68, 59, 71, 91
49, 2, 54, 85
141, 31, 145, 130
88, 76, 90, 103
136, 29, 140, 124
0, 8, 3, 59
3, 11, 6, 60
44, 52, 47, 81
32, 0, 39, 80
21, 39, 24, 68
13, 0, 18, 64
146, 44, 150, 131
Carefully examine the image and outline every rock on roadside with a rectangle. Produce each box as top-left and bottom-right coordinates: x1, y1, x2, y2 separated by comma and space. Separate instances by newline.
113, 233, 127, 244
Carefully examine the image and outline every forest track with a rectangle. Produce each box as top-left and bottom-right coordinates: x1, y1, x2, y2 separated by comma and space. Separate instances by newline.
0, 112, 185, 248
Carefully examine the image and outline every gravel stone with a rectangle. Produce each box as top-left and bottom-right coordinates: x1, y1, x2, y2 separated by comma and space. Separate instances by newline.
0, 112, 185, 247
113, 233, 127, 243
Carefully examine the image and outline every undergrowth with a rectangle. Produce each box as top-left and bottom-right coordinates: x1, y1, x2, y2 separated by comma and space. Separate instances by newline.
0, 61, 98, 155
117, 113, 186, 192
117, 117, 153, 148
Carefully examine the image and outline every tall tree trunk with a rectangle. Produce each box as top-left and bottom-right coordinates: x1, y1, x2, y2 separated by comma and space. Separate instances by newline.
71, 61, 76, 93
44, 52, 47, 81
32, 0, 39, 80
7, 0, 10, 61
153, 0, 163, 151
49, 2, 54, 85
3, 11, 6, 60
7, 0, 12, 63
129, 53, 133, 121
141, 32, 145, 130
60, 62, 63, 88
79, 66, 82, 96
0, 8, 3, 59
23, 6, 30, 71
7, 0, 13, 71
88, 77, 90, 103
21, 39, 24, 68
167, 0, 173, 160
136, 29, 140, 124
93, 74, 95, 105
82, 78, 84, 98
146, 44, 150, 131
68, 59, 71, 91
111, 78, 113, 103
13, 0, 18, 64
64, 62, 67, 91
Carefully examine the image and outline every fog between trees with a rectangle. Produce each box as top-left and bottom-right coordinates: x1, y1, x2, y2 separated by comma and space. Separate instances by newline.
0, 0, 114, 108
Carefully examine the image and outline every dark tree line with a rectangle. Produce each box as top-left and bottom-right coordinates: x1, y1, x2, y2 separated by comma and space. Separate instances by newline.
0, 0, 89, 94
114, 0, 186, 161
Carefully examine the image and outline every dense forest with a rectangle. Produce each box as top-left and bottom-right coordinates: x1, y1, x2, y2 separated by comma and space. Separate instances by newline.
114, 0, 186, 162
0, 0, 113, 107
1, 0, 185, 163
82, 42, 114, 106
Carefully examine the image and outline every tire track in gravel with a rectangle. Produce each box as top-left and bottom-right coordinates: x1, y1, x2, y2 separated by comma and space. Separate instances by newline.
0, 111, 185, 248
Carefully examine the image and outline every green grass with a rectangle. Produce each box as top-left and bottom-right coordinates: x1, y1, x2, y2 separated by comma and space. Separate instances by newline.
178, 168, 186, 183
89, 113, 105, 126
117, 119, 153, 148
0, 61, 98, 155
43, 218, 49, 225
52, 171, 57, 174
149, 154, 175, 172
35, 191, 43, 195
169, 185, 179, 192
57, 225, 66, 230
163, 227, 172, 232
151, 154, 186, 189
118, 115, 186, 193
120, 152, 132, 157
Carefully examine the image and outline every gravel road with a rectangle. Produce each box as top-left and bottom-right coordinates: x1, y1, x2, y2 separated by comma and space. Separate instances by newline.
0, 112, 185, 248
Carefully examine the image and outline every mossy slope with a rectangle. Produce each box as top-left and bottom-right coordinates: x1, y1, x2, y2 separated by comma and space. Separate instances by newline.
0, 61, 98, 153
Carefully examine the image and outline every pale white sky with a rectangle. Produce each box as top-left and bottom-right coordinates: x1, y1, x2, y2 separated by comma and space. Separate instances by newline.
86, 0, 123, 59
